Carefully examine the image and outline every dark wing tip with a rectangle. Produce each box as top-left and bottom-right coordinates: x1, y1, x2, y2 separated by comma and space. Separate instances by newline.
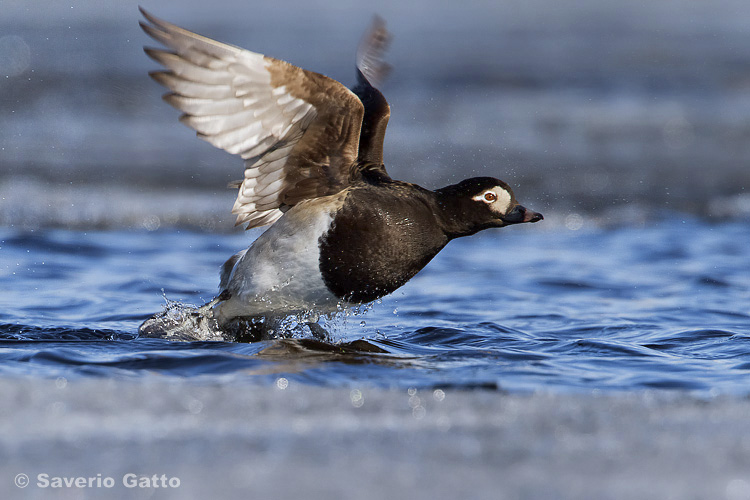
139, 7, 184, 43
142, 46, 172, 63
139, 21, 164, 45
356, 15, 392, 88
139, 6, 160, 25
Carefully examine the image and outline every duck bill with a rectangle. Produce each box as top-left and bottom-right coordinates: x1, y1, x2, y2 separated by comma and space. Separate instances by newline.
503, 205, 544, 225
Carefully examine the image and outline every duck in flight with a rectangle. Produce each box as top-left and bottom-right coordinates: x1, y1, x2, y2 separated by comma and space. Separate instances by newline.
139, 8, 543, 340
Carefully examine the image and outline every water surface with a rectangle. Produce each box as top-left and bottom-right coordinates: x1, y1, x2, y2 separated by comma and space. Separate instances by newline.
2, 218, 749, 393
2, 0, 750, 396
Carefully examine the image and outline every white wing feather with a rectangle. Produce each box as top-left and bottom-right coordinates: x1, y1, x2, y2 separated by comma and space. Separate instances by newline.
141, 9, 317, 228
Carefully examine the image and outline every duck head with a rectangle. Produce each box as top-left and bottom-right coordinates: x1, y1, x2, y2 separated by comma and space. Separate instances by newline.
435, 177, 543, 238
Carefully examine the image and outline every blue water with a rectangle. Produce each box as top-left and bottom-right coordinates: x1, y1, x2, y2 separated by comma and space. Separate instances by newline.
2, 2, 750, 393
2, 217, 749, 393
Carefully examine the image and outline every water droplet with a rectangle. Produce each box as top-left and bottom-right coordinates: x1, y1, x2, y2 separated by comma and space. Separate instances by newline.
0, 36, 31, 77
186, 398, 203, 414
726, 478, 750, 500
360, 320, 366, 327
142, 214, 161, 231
565, 213, 584, 231
350, 389, 364, 407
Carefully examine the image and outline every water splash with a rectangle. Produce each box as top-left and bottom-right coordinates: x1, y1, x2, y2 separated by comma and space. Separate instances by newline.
138, 294, 362, 344
138, 297, 225, 342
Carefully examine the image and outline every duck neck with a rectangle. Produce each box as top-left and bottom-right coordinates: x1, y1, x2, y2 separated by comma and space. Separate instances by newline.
431, 190, 483, 240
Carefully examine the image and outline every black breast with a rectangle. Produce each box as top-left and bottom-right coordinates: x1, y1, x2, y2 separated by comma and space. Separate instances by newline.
319, 184, 449, 303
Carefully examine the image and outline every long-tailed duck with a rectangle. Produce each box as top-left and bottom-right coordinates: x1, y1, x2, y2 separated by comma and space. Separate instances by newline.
139, 8, 542, 340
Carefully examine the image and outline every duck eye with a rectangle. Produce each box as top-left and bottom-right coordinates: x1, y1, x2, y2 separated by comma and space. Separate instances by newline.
484, 192, 497, 202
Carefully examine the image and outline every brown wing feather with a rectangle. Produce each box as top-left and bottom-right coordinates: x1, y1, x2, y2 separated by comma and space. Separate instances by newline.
264, 62, 365, 206
351, 16, 392, 167
140, 8, 364, 229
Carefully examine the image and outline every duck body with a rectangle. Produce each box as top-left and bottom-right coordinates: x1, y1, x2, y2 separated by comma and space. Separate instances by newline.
215, 172, 447, 322
317, 175, 449, 304
214, 171, 542, 324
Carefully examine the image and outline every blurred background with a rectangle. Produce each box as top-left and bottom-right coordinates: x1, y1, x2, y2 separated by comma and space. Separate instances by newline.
2, 0, 750, 230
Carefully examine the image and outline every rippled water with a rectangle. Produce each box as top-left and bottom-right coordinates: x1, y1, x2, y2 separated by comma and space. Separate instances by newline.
2, 1, 750, 391
2, 217, 749, 393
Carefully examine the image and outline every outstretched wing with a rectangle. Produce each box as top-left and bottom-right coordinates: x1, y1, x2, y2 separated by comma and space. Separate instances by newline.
140, 8, 364, 228
351, 16, 392, 168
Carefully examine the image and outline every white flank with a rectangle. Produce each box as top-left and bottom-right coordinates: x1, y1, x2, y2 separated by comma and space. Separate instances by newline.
213, 194, 347, 322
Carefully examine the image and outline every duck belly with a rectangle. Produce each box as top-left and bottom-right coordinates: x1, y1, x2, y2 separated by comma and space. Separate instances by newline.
213, 196, 346, 322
